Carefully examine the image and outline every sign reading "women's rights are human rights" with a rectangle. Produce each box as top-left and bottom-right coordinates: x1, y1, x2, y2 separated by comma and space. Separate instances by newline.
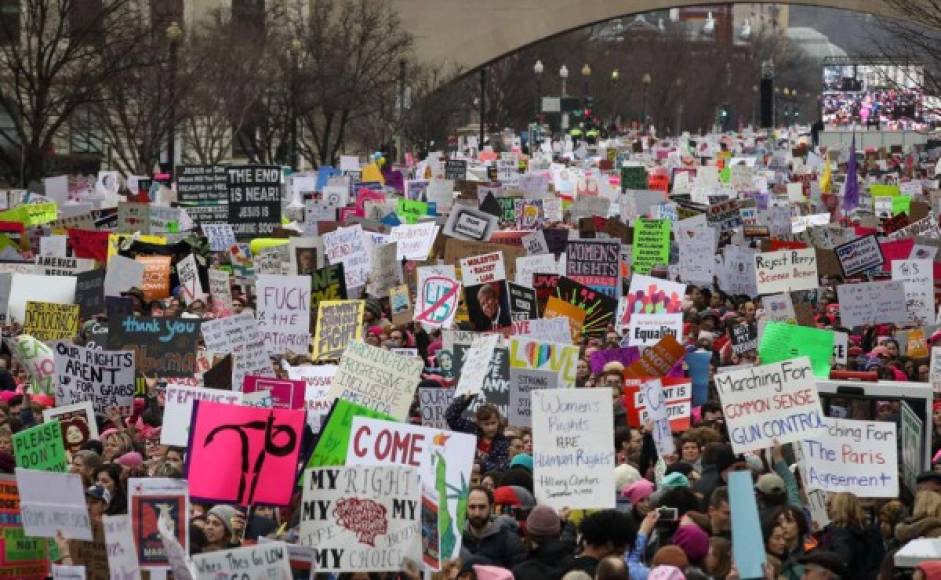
714, 357, 825, 454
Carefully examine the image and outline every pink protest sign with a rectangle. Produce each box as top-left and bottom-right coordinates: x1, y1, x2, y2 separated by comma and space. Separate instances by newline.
185, 401, 306, 506
242, 376, 306, 410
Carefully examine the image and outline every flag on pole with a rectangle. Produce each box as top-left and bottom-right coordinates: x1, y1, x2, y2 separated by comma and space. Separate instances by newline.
844, 134, 859, 211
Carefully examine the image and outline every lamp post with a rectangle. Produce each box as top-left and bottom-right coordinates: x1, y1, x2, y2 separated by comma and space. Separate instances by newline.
611, 69, 620, 127
289, 38, 302, 170
581, 63, 592, 99
642, 72, 652, 130
560, 65, 569, 130
533, 59, 544, 121
166, 21, 183, 177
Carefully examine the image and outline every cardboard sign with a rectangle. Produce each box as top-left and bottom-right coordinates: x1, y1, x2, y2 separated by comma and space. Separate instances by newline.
313, 300, 364, 360
714, 358, 826, 454
161, 384, 243, 447
102, 515, 141, 580
227, 165, 282, 237
15, 468, 91, 540
459, 252, 506, 286
508, 338, 580, 426
307, 400, 394, 468
186, 402, 306, 506
107, 316, 199, 378
299, 466, 422, 572
834, 234, 884, 277
201, 312, 272, 389
632, 218, 671, 275
891, 259, 935, 326
43, 401, 98, 457
23, 301, 79, 343
0, 476, 49, 578
419, 387, 455, 429
626, 377, 692, 431
836, 280, 910, 328
455, 333, 501, 398
621, 275, 686, 327
128, 477, 189, 569
53, 341, 136, 415
507, 282, 538, 321
74, 270, 105, 319
191, 543, 292, 579
729, 471, 767, 579
730, 322, 758, 354
443, 205, 498, 241
324, 225, 370, 289
256, 274, 312, 355
627, 313, 683, 348
416, 269, 460, 328
346, 417, 476, 564
624, 334, 686, 379
754, 248, 818, 294
243, 376, 305, 409
13, 421, 66, 472
553, 277, 618, 337
801, 418, 898, 498
328, 341, 424, 420
531, 389, 615, 509
8, 273, 76, 323
565, 239, 620, 298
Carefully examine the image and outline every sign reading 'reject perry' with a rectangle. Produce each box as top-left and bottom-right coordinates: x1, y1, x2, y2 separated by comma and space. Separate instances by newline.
753, 248, 818, 295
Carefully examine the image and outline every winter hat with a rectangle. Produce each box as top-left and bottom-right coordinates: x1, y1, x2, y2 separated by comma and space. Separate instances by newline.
661, 472, 690, 489
648, 565, 686, 580
510, 454, 533, 472
672, 524, 709, 563
116, 452, 144, 469
621, 479, 655, 504
364, 298, 383, 320
614, 463, 642, 490
473, 565, 514, 580
652, 545, 689, 569
602, 361, 625, 375
755, 473, 786, 495
207, 504, 238, 537
493, 486, 536, 509
525, 505, 562, 537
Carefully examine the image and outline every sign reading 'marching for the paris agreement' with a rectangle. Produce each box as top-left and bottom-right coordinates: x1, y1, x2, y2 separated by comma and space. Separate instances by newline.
714, 357, 825, 454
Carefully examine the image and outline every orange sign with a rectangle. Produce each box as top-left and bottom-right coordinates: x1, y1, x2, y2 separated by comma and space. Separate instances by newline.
624, 334, 686, 379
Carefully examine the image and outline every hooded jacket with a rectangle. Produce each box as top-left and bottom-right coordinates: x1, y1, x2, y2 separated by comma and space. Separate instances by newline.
461, 516, 527, 569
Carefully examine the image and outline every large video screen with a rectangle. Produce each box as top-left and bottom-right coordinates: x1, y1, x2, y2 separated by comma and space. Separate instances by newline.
822, 62, 930, 130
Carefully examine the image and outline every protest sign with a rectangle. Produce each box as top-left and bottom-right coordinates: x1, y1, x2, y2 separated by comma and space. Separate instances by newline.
134, 255, 171, 302
390, 222, 439, 261
207, 268, 233, 316
758, 321, 835, 378
553, 277, 618, 337
329, 340, 424, 420
621, 274, 685, 327
626, 377, 692, 431
507, 282, 538, 321
0, 476, 48, 578
313, 300, 364, 360
624, 334, 686, 379
626, 313, 683, 348
416, 268, 460, 328
455, 333, 501, 397
443, 205, 498, 241
834, 234, 884, 277
186, 402, 306, 506
641, 379, 675, 457
900, 401, 923, 495
836, 280, 910, 328
565, 239, 620, 297
227, 165, 282, 237
7, 273, 76, 323
730, 322, 758, 354
347, 417, 476, 563
801, 418, 898, 498
449, 333, 511, 418
753, 248, 818, 294
676, 226, 716, 286
531, 389, 615, 509
311, 263, 347, 320
11, 335, 56, 395
300, 466, 422, 572
714, 358, 826, 454
516, 253, 558, 288
707, 199, 743, 231
161, 384, 243, 447
53, 341, 136, 415
307, 400, 393, 468
632, 218, 671, 275
35, 256, 95, 277
103, 256, 145, 298
256, 274, 312, 354
177, 165, 228, 225
324, 224, 370, 289
107, 315, 199, 380
52, 564, 88, 579
508, 337, 579, 426
102, 515, 141, 580
74, 270, 105, 319
891, 259, 934, 325
176, 254, 204, 304
459, 251, 506, 286
201, 312, 271, 388
510, 317, 571, 344
128, 477, 189, 569
191, 543, 292, 579
201, 223, 237, 252
729, 471, 766, 579
13, 420, 66, 472
419, 387, 455, 429
43, 401, 98, 457
15, 468, 91, 540
243, 376, 305, 409
23, 301, 79, 343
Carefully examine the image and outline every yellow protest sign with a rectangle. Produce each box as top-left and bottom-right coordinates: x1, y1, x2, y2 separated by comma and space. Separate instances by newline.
106, 233, 167, 260
23, 301, 80, 343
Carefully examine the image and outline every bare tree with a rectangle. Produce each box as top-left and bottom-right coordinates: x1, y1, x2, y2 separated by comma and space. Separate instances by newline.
0, 0, 139, 185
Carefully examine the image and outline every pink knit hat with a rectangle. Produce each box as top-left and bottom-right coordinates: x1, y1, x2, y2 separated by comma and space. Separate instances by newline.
473, 565, 514, 580
621, 479, 655, 504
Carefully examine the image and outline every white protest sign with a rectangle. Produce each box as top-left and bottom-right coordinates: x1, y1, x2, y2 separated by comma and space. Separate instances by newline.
329, 341, 423, 420
53, 341, 136, 416
255, 274, 312, 354
714, 357, 826, 454
522, 230, 549, 255
891, 259, 934, 326
801, 418, 898, 498
200, 312, 273, 388
515, 253, 558, 287
201, 223, 236, 252
677, 226, 716, 286
40, 235, 67, 257
641, 379, 675, 458
8, 273, 76, 323
191, 543, 292, 579
103, 515, 142, 580
161, 384, 243, 446
455, 333, 501, 397
207, 268, 233, 316
367, 242, 400, 297
299, 466, 422, 572
753, 248, 818, 294
627, 313, 683, 347
836, 280, 910, 328
459, 252, 506, 286
15, 468, 92, 540
834, 234, 884, 277
158, 515, 194, 580
443, 205, 498, 242
931, 347, 941, 394
833, 331, 849, 365
285, 363, 337, 432
509, 317, 571, 344
389, 222, 439, 261
176, 254, 205, 304
323, 224, 370, 289
415, 266, 460, 329
52, 566, 86, 580
35, 256, 95, 276
531, 388, 615, 509
762, 293, 796, 322
103, 256, 145, 298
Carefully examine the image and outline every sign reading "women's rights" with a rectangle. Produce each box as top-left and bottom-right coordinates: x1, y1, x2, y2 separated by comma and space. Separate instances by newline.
714, 357, 825, 454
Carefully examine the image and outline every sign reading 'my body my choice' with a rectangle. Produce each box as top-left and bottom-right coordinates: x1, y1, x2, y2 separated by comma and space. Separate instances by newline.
714, 357, 825, 454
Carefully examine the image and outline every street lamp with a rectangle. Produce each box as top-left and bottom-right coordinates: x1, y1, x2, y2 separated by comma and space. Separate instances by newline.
534, 60, 544, 120
166, 21, 183, 177
289, 38, 303, 169
559, 65, 569, 131
559, 64, 569, 96
642, 72, 652, 130
581, 64, 592, 102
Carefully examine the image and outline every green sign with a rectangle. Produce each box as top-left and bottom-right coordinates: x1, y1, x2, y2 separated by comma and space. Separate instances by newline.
758, 322, 835, 378
620, 166, 648, 191
396, 198, 428, 224
899, 401, 923, 495
632, 218, 671, 275
2, 528, 46, 562
306, 400, 394, 469
12, 420, 66, 472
